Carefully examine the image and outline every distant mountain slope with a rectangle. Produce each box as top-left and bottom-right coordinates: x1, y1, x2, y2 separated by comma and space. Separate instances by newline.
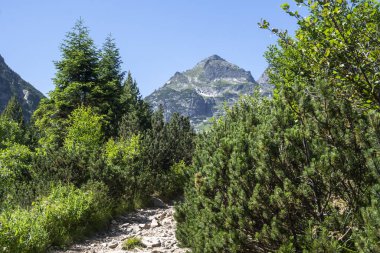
0, 54, 44, 120
257, 68, 274, 98
145, 55, 271, 130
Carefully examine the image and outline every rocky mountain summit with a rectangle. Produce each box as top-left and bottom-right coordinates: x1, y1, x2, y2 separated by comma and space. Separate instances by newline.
0, 54, 44, 120
145, 55, 270, 131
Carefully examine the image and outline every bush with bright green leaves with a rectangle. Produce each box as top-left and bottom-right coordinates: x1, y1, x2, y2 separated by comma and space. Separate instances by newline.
155, 160, 189, 201
102, 134, 149, 202
64, 106, 104, 156
0, 182, 112, 253
0, 143, 34, 205
0, 119, 24, 149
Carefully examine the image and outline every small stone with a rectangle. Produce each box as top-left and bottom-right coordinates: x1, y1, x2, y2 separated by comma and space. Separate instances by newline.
161, 217, 172, 225
120, 223, 129, 228
151, 197, 167, 208
151, 218, 160, 228
142, 237, 161, 248
121, 235, 129, 241
139, 223, 150, 229
108, 240, 118, 249
156, 212, 167, 221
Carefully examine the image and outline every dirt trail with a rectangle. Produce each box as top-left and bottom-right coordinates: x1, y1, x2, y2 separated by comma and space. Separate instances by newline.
53, 201, 190, 253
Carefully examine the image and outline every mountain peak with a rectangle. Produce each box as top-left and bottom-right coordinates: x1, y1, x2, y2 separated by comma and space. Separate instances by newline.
164, 55, 256, 89
146, 55, 261, 130
187, 55, 255, 84
202, 55, 225, 62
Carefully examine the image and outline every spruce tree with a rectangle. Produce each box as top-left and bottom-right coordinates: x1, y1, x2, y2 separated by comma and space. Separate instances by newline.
97, 35, 125, 136
118, 72, 151, 138
52, 19, 99, 112
98, 35, 124, 86
1, 96, 24, 126
33, 20, 129, 147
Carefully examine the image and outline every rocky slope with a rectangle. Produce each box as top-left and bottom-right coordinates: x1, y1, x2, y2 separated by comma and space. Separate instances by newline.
257, 68, 274, 98
0, 54, 44, 120
52, 200, 189, 253
145, 55, 270, 131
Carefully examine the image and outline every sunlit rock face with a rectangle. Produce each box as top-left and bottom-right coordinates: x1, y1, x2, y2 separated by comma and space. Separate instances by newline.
146, 55, 271, 131
0, 54, 44, 120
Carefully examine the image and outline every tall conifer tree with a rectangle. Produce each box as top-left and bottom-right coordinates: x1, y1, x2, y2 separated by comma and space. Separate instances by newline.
98, 35, 125, 135
1, 96, 24, 126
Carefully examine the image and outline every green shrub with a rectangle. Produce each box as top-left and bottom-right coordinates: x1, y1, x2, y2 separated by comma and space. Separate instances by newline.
0, 143, 34, 205
122, 237, 144, 250
155, 160, 188, 201
0, 182, 112, 253
176, 0, 380, 252
175, 93, 379, 252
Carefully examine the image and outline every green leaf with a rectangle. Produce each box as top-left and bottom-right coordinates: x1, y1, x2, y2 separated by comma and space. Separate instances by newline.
281, 3, 290, 11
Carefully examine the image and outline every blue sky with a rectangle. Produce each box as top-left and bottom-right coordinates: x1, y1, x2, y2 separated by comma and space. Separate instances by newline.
0, 1, 302, 97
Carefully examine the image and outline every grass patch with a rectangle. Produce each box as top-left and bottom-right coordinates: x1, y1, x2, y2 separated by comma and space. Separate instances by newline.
122, 237, 144, 250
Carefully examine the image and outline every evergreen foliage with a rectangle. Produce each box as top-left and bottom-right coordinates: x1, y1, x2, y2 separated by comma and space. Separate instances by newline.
118, 72, 152, 138
141, 108, 195, 200
97, 35, 125, 135
176, 0, 380, 252
1, 96, 24, 126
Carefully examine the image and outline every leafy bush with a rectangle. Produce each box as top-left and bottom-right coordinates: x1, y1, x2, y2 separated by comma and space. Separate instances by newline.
155, 160, 188, 201
102, 134, 150, 202
0, 119, 24, 148
64, 106, 104, 155
104, 134, 140, 166
0, 143, 34, 205
0, 182, 112, 253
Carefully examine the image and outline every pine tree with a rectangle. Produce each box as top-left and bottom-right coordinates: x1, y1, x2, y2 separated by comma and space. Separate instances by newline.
140, 107, 195, 199
98, 35, 124, 86
97, 35, 125, 136
33, 20, 129, 147
118, 72, 151, 138
1, 96, 24, 126
176, 1, 380, 252
52, 19, 99, 112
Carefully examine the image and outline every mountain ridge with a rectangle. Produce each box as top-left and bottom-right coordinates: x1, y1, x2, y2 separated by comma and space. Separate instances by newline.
146, 55, 269, 130
0, 54, 45, 120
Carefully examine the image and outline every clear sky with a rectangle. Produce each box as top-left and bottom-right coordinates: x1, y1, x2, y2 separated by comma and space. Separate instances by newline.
0, 1, 302, 97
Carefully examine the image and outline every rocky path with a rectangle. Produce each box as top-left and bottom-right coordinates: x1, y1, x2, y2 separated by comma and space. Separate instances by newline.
53, 200, 190, 253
